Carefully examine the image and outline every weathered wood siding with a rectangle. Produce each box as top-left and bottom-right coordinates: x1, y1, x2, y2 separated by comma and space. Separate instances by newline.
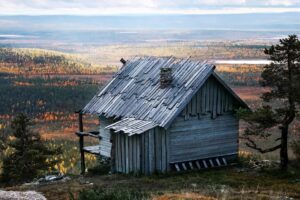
113, 127, 168, 174
99, 116, 112, 158
181, 76, 239, 119
114, 134, 141, 173
140, 127, 168, 174
169, 114, 238, 163
168, 76, 239, 163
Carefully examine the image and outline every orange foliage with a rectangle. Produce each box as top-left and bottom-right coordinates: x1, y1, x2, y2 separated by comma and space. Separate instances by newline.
0, 114, 11, 120
44, 80, 79, 86
216, 64, 263, 73
13, 81, 34, 86
0, 123, 6, 130
36, 112, 78, 122
42, 112, 58, 121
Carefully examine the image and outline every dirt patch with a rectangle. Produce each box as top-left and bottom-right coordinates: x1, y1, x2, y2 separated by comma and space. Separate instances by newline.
154, 193, 217, 200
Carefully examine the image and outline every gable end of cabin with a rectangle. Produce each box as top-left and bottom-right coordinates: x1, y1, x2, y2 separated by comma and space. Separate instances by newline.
167, 74, 241, 168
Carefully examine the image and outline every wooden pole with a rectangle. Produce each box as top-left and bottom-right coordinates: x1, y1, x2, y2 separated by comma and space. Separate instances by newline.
110, 130, 116, 173
77, 111, 85, 174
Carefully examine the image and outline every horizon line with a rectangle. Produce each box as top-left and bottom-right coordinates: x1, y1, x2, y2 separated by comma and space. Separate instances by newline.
1, 8, 300, 16
1, 12, 300, 17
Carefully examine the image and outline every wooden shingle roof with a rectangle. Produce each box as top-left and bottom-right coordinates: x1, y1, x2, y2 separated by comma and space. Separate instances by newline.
82, 56, 244, 129
105, 118, 158, 136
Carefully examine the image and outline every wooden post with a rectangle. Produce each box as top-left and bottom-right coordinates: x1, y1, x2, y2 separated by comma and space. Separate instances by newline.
110, 130, 116, 173
77, 111, 85, 174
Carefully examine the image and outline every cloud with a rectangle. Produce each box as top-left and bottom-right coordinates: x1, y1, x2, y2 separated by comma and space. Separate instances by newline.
265, 0, 294, 6
0, 0, 300, 15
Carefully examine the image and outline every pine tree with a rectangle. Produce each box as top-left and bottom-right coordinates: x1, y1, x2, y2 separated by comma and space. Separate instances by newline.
1, 114, 61, 184
239, 35, 300, 170
0, 125, 8, 158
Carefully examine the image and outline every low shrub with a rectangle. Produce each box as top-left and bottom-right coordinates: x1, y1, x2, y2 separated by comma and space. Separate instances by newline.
237, 150, 254, 167
88, 156, 110, 175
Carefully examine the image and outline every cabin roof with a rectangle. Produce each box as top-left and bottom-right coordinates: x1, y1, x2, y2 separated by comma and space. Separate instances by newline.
82, 56, 247, 130
105, 118, 158, 136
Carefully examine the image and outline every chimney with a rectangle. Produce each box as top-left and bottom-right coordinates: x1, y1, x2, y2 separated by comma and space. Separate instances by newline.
160, 67, 172, 88
120, 58, 126, 65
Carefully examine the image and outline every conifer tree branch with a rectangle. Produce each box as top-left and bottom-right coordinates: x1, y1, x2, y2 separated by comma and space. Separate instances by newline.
241, 136, 282, 153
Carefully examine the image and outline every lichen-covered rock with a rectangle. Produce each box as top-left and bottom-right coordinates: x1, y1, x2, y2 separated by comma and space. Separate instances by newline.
0, 190, 46, 200
248, 159, 279, 170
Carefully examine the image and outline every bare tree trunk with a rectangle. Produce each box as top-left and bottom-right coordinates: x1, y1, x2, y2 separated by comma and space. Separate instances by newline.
280, 125, 289, 170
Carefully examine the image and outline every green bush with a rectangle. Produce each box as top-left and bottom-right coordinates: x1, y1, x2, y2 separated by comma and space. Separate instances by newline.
88, 157, 111, 175
76, 188, 149, 200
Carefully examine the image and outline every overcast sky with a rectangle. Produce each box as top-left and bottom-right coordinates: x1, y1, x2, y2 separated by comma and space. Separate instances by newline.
1, 0, 300, 15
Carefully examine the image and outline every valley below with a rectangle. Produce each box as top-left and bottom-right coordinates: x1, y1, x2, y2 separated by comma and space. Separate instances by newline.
0, 28, 299, 199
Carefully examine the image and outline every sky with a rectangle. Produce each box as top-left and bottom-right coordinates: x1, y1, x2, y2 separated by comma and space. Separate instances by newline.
1, 0, 300, 15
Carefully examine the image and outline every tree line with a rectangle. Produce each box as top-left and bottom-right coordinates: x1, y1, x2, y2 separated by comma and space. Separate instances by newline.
0, 48, 117, 75
0, 74, 99, 119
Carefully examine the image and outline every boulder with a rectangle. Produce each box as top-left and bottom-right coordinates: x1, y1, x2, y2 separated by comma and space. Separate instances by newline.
0, 190, 46, 200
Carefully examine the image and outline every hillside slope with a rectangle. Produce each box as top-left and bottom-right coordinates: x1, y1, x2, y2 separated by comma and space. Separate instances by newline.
0, 48, 116, 74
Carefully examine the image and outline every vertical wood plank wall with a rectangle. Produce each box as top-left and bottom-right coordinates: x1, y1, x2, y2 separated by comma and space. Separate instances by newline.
114, 134, 141, 173
99, 117, 112, 158
114, 127, 168, 174
181, 76, 238, 120
141, 127, 168, 174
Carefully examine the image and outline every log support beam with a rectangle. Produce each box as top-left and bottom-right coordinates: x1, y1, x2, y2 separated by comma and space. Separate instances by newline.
76, 110, 85, 174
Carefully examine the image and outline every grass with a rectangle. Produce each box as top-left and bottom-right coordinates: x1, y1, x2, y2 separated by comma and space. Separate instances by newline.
12, 160, 300, 200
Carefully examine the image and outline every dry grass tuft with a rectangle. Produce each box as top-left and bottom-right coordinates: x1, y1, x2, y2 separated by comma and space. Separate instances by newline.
154, 192, 217, 200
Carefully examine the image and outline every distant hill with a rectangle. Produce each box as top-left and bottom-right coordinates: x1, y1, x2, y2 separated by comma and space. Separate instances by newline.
0, 48, 116, 74
1, 13, 300, 32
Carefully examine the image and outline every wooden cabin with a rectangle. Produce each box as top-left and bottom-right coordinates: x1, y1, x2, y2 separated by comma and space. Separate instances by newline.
76, 56, 248, 175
